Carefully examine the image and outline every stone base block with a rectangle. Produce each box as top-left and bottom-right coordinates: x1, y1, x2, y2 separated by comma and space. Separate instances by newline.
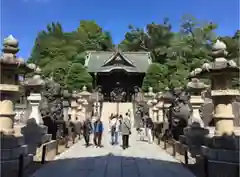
0, 154, 33, 177
184, 127, 209, 136
1, 133, 24, 149
27, 134, 52, 155
211, 135, 239, 150
179, 135, 187, 144
207, 160, 239, 177
41, 133, 52, 144
1, 144, 28, 160
201, 146, 239, 163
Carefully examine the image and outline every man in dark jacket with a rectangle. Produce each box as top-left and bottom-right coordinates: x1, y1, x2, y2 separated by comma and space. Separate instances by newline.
121, 112, 131, 149
82, 118, 92, 147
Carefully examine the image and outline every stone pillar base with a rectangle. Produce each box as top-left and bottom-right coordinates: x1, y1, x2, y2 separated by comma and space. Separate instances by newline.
182, 126, 209, 156
0, 133, 33, 177
201, 135, 239, 177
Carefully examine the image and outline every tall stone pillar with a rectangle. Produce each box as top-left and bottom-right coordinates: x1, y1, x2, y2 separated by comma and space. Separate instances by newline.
62, 90, 71, 122
79, 86, 91, 120
187, 78, 207, 127
144, 87, 156, 117
23, 71, 45, 125
156, 101, 164, 123
70, 91, 78, 121
0, 35, 35, 177
22, 69, 52, 154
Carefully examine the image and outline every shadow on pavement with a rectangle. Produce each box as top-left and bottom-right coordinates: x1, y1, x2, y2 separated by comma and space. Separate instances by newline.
29, 153, 195, 177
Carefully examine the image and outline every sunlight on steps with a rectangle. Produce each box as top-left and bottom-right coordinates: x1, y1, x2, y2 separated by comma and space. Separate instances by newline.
100, 102, 134, 123
101, 102, 117, 121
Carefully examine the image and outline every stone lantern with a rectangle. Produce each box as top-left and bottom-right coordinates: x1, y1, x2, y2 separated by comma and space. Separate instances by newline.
22, 67, 53, 155
189, 40, 240, 136
70, 91, 78, 121
187, 78, 208, 127
162, 87, 173, 123
23, 67, 45, 125
144, 87, 156, 118
76, 96, 84, 121
90, 88, 103, 117
189, 40, 240, 176
79, 86, 92, 120
155, 92, 164, 123
0, 35, 34, 175
62, 89, 71, 122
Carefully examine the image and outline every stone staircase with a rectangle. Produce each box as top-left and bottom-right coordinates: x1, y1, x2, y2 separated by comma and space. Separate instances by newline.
100, 102, 133, 120
118, 103, 133, 117
101, 102, 117, 121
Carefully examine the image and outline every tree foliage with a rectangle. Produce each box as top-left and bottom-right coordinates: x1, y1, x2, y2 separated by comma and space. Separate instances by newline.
28, 21, 114, 91
119, 15, 239, 90
142, 63, 168, 92
28, 17, 239, 92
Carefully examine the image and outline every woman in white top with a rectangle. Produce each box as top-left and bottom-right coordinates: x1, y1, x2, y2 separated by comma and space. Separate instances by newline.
109, 115, 121, 145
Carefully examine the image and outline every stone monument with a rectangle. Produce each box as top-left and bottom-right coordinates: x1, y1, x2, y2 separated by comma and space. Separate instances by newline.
189, 40, 240, 177
0, 35, 34, 176
79, 86, 92, 120
187, 78, 207, 127
179, 78, 209, 156
22, 67, 52, 155
62, 89, 71, 122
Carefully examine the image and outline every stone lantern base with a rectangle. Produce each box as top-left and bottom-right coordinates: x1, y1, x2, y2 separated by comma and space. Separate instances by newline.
179, 124, 209, 156
0, 133, 33, 177
201, 134, 239, 177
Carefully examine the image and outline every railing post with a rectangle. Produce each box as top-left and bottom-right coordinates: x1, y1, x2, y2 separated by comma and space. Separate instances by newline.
157, 133, 161, 145
17, 154, 24, 177
55, 138, 59, 155
164, 138, 167, 149
203, 156, 209, 177
184, 148, 188, 165
41, 145, 47, 164
172, 141, 176, 157
65, 136, 68, 148
72, 133, 75, 144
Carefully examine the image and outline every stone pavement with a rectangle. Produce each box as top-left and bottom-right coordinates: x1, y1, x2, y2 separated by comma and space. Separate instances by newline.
31, 118, 196, 177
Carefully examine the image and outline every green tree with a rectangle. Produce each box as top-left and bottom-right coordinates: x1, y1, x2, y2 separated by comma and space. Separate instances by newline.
142, 63, 168, 92
65, 63, 92, 91
28, 20, 114, 91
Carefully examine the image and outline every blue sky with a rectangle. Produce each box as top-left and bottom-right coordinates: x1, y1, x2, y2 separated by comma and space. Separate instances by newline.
1, 0, 239, 59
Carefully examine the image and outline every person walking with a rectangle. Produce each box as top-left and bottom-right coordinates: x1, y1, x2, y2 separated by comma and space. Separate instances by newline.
121, 112, 131, 150
82, 118, 92, 147
109, 115, 121, 145
146, 115, 154, 144
93, 117, 104, 148
137, 118, 145, 141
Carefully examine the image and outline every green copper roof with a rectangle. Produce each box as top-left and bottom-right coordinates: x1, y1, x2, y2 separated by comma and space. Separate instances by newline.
85, 51, 152, 73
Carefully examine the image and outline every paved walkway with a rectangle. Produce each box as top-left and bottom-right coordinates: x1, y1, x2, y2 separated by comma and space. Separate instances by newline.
31, 123, 195, 177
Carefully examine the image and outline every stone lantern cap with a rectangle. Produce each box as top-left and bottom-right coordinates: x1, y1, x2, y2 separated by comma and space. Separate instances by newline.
0, 35, 34, 74
62, 89, 71, 98
162, 91, 174, 103
187, 78, 208, 90
79, 86, 91, 101
23, 74, 45, 87
189, 40, 240, 79
156, 92, 163, 101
